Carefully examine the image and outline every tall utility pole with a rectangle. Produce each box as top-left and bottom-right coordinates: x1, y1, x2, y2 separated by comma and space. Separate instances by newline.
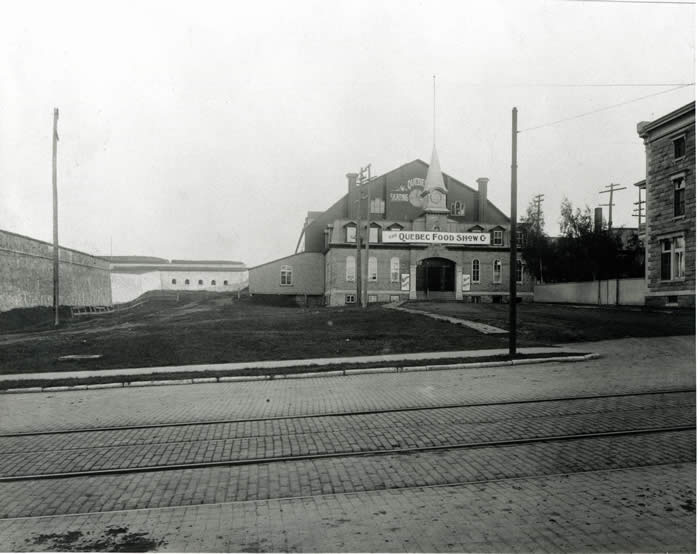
358, 164, 372, 308
533, 193, 544, 284
598, 183, 626, 230
356, 164, 371, 307
509, 107, 518, 357
52, 108, 60, 327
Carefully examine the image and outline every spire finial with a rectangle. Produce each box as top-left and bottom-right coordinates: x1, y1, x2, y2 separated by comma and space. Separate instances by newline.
432, 74, 436, 148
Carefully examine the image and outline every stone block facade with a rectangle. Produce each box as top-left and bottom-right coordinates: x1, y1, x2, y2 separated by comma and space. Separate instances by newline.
638, 102, 695, 307
0, 229, 112, 312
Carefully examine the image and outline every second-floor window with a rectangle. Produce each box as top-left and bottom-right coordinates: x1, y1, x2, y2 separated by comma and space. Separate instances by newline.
369, 226, 379, 243
280, 265, 293, 286
370, 198, 385, 214
493, 230, 503, 246
673, 175, 686, 217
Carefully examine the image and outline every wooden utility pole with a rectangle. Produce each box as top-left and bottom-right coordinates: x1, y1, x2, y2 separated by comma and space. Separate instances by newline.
358, 164, 372, 308
598, 183, 627, 230
509, 107, 518, 357
632, 186, 646, 231
534, 193, 544, 283
52, 108, 60, 327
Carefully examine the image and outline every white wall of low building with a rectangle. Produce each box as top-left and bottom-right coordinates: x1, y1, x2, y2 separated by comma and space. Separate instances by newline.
111, 271, 162, 304
159, 269, 248, 292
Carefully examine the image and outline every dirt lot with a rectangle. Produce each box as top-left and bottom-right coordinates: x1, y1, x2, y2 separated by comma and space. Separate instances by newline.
0, 294, 693, 374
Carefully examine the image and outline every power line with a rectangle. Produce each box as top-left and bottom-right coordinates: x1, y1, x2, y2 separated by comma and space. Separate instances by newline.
562, 0, 695, 5
460, 82, 694, 88
518, 83, 694, 133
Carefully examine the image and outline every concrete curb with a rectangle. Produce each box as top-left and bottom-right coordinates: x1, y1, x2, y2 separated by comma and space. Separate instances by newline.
0, 353, 600, 394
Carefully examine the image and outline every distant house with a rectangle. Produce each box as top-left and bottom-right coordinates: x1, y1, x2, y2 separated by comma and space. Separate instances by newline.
106, 256, 248, 304
637, 101, 695, 307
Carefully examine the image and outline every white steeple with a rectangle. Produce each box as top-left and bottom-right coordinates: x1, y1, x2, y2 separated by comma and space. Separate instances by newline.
421, 75, 448, 212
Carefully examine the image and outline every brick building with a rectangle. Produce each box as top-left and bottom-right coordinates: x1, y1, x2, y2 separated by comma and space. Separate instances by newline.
249, 147, 533, 306
637, 101, 695, 307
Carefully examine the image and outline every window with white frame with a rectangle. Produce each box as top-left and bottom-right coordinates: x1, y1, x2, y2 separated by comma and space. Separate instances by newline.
370, 198, 385, 214
390, 257, 400, 283
280, 265, 293, 286
673, 175, 686, 217
369, 225, 379, 243
450, 200, 465, 216
345, 256, 355, 282
345, 294, 356, 304
493, 260, 502, 283
472, 259, 480, 283
493, 230, 503, 246
368, 256, 378, 281
368, 294, 378, 303
516, 260, 523, 283
661, 236, 685, 281
345, 224, 356, 243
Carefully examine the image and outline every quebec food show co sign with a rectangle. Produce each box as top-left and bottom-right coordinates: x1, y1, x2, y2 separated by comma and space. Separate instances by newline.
382, 230, 490, 245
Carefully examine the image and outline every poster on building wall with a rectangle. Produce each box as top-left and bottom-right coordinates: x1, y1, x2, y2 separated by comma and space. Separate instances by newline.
383, 230, 490, 245
389, 178, 425, 207
401, 273, 410, 291
462, 274, 471, 292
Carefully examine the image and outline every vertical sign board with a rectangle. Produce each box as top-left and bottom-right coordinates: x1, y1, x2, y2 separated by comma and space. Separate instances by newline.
400, 273, 410, 291
462, 274, 471, 292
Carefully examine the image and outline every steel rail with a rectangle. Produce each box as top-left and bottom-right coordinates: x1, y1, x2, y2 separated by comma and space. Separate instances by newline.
0, 388, 694, 439
0, 424, 694, 483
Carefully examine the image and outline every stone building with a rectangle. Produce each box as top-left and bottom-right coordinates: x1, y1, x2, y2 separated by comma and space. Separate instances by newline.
637, 101, 695, 307
249, 147, 533, 306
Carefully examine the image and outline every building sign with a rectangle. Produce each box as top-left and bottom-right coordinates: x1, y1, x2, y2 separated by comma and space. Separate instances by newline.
389, 177, 425, 207
383, 230, 490, 245
401, 273, 410, 291
462, 274, 471, 292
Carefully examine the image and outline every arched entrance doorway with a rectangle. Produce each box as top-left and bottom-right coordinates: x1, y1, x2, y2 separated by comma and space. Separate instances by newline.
416, 257, 455, 300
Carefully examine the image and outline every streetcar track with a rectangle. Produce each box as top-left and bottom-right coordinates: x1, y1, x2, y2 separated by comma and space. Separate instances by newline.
0, 388, 694, 438
0, 403, 693, 455
1, 424, 693, 482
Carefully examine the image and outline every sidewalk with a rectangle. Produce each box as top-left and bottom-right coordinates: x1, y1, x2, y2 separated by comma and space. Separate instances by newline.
0, 346, 580, 383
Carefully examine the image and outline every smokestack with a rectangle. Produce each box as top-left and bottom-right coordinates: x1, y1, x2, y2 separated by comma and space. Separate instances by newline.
476, 177, 489, 221
594, 207, 603, 233
346, 172, 359, 218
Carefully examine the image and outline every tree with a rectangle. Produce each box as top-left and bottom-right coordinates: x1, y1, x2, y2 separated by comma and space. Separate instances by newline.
519, 196, 551, 283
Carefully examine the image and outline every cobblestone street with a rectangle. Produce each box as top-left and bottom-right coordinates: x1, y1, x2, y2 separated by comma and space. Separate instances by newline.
0, 336, 695, 551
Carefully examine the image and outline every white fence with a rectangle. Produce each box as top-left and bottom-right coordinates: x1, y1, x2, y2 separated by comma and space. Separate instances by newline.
534, 278, 645, 306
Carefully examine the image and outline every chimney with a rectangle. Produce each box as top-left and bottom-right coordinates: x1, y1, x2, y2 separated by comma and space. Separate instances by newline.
346, 172, 359, 218
476, 177, 489, 221
594, 207, 603, 233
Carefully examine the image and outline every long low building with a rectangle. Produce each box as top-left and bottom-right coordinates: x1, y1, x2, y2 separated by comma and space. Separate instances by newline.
107, 256, 248, 304
250, 147, 533, 306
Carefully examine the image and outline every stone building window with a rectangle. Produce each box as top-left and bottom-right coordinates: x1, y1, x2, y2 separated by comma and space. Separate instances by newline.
368, 257, 378, 281
346, 256, 356, 282
673, 175, 686, 217
280, 265, 293, 286
185, 279, 190, 285
390, 257, 400, 283
224, 280, 229, 285
211, 280, 216, 285
345, 294, 356, 304
493, 230, 503, 246
172, 278, 177, 285
472, 259, 480, 283
493, 260, 502, 283
198, 279, 203, 285
661, 236, 685, 281
673, 135, 686, 159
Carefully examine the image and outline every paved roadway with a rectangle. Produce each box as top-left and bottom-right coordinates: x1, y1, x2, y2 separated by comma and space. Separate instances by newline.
0, 336, 695, 552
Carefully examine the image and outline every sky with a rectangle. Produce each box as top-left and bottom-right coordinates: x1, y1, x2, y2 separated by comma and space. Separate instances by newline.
0, 0, 695, 267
